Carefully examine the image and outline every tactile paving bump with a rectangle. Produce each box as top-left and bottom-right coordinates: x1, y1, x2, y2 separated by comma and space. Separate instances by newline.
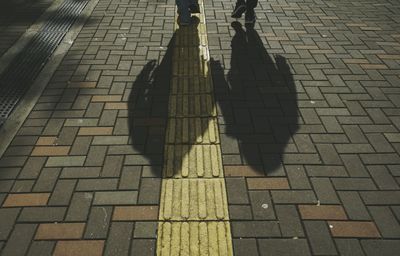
159, 178, 229, 221
166, 117, 220, 144
163, 144, 223, 178
169, 94, 217, 118
157, 221, 233, 256
171, 77, 213, 95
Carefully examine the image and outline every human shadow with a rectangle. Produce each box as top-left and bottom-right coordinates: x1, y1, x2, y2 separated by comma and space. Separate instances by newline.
129, 17, 219, 177
127, 37, 173, 175
211, 22, 299, 174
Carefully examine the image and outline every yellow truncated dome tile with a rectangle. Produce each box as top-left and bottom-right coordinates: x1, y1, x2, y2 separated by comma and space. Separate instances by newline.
163, 144, 223, 178
159, 179, 229, 221
157, 221, 233, 256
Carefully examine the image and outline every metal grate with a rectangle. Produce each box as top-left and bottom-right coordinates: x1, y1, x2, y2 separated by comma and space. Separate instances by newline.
0, 0, 89, 124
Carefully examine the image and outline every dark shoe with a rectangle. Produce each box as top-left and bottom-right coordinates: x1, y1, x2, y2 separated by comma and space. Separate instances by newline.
245, 9, 256, 24
189, 3, 200, 13
231, 3, 246, 18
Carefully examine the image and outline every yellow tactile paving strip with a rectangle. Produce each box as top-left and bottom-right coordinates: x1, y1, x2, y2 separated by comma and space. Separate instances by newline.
156, 1, 233, 255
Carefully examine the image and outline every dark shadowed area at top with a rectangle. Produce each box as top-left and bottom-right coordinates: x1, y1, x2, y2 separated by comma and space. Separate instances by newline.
211, 22, 299, 174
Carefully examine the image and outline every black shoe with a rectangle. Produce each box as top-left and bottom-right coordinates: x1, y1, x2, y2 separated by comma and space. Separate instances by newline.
189, 3, 200, 13
245, 9, 256, 24
231, 3, 246, 18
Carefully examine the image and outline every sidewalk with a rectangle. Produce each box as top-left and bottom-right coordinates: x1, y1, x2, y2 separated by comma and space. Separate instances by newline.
0, 0, 400, 255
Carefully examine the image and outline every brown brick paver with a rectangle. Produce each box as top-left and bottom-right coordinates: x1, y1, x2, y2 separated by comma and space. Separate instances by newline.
299, 205, 347, 220
247, 178, 290, 190
3, 193, 50, 207
31, 146, 70, 156
35, 223, 85, 240
53, 240, 104, 256
328, 221, 381, 238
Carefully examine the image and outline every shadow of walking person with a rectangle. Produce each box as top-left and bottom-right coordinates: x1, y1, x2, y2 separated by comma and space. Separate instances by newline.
211, 21, 299, 175
127, 35, 174, 176
128, 17, 220, 177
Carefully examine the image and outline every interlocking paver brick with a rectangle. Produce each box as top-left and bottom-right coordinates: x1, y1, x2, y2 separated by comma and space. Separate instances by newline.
84, 207, 112, 239
224, 166, 263, 177
369, 206, 400, 238
93, 191, 137, 205
305, 221, 337, 255
131, 239, 156, 256
299, 205, 347, 220
231, 221, 280, 237
3, 193, 50, 207
18, 207, 66, 222
0, 208, 19, 240
119, 166, 141, 190
1, 224, 37, 256
103, 222, 133, 256
258, 239, 311, 256
361, 240, 400, 256
27, 241, 55, 256
78, 127, 113, 135
113, 206, 158, 221
233, 239, 259, 256
249, 191, 275, 220
328, 221, 380, 238
335, 239, 365, 256
138, 178, 161, 204
46, 156, 86, 167
53, 240, 104, 256
35, 223, 85, 240
247, 178, 289, 190
311, 178, 340, 204
18, 157, 46, 179
133, 222, 158, 238
65, 192, 93, 221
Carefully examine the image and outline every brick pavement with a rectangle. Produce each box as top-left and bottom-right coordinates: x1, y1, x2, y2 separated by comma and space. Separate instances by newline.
0, 0, 399, 255
206, 0, 400, 255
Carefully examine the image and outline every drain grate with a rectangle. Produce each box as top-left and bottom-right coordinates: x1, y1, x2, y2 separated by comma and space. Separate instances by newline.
0, 0, 89, 126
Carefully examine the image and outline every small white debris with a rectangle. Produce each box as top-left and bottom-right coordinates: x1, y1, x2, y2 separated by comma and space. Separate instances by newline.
329, 225, 333, 229
292, 236, 298, 240
316, 200, 321, 206
310, 100, 315, 104
67, 39, 74, 44
322, 34, 328, 38
262, 203, 269, 209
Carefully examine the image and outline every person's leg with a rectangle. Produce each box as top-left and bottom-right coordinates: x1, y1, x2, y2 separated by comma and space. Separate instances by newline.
176, 0, 191, 24
188, 0, 200, 13
245, 0, 258, 24
231, 0, 246, 18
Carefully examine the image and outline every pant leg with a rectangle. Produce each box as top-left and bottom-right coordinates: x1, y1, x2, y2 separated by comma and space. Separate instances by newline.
188, 0, 198, 6
246, 0, 258, 10
176, 0, 189, 14
176, 0, 190, 21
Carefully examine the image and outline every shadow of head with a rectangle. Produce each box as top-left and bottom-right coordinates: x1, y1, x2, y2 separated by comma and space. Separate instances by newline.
211, 21, 299, 174
129, 16, 219, 177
